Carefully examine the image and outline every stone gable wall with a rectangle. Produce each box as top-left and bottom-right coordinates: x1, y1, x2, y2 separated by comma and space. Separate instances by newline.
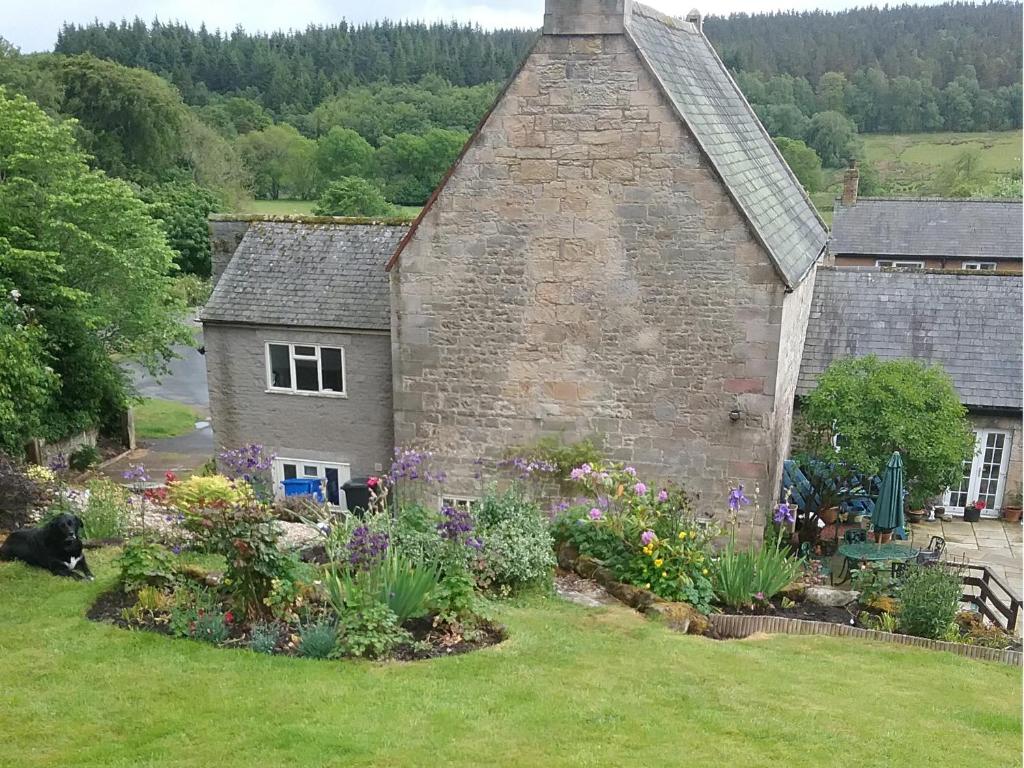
391, 33, 800, 522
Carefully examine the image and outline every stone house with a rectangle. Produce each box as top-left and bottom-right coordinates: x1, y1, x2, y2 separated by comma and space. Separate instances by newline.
201, 217, 406, 506
798, 268, 1023, 516
387, 0, 827, 522
830, 165, 1023, 273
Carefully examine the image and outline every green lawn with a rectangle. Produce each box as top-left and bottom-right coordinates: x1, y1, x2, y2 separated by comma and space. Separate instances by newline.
0, 552, 1019, 768
133, 398, 200, 439
861, 130, 1023, 176
232, 199, 421, 219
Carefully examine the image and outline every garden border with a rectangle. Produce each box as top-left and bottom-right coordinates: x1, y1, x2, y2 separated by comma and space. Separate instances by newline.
709, 613, 1022, 666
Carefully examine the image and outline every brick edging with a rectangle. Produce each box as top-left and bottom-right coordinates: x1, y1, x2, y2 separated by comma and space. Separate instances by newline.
709, 613, 1022, 666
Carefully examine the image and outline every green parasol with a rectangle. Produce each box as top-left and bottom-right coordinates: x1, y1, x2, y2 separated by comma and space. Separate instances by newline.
872, 451, 905, 535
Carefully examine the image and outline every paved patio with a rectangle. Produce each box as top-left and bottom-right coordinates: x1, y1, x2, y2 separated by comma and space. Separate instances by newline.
910, 517, 1022, 595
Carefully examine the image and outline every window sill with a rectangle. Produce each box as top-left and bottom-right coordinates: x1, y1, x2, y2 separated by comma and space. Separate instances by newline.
265, 388, 348, 399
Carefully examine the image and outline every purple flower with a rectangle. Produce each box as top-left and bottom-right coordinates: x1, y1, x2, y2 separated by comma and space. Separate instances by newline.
755, 592, 766, 601
122, 464, 149, 483
588, 508, 603, 521
569, 467, 585, 481
657, 489, 669, 502
773, 502, 795, 525
641, 530, 656, 546
728, 485, 751, 512
48, 453, 68, 471
347, 526, 389, 571
171, 545, 182, 555
633, 482, 647, 495
317, 522, 332, 537
597, 495, 609, 509
437, 506, 477, 547
219, 444, 274, 478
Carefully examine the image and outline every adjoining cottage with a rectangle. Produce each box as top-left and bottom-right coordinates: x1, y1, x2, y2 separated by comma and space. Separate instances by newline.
201, 216, 407, 506
798, 268, 1023, 516
830, 165, 1023, 273
387, 0, 827, 521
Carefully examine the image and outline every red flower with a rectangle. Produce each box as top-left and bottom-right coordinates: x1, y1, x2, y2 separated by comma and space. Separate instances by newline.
224, 611, 234, 624
367, 476, 379, 488
165, 471, 177, 483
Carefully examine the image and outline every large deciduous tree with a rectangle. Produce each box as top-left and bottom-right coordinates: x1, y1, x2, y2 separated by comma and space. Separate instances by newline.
802, 356, 974, 508
0, 88, 191, 449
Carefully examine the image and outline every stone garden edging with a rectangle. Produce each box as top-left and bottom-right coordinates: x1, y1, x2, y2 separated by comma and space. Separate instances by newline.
709, 613, 1022, 667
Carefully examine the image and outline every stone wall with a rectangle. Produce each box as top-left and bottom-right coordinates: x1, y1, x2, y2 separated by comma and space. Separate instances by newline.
208, 218, 251, 287
968, 411, 1023, 509
204, 323, 394, 477
391, 33, 800, 524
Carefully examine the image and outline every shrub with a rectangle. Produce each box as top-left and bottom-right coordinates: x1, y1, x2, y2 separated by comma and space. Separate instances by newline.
249, 621, 281, 654
298, 619, 339, 659
81, 477, 132, 539
312, 177, 396, 217
898, 565, 962, 640
169, 585, 231, 643
475, 487, 555, 592
117, 537, 175, 592
337, 602, 409, 659
68, 445, 101, 472
167, 474, 252, 513
712, 531, 803, 610
324, 550, 438, 625
506, 437, 603, 480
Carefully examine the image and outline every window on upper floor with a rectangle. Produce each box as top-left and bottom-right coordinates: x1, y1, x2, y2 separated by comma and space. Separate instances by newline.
962, 261, 998, 271
266, 342, 346, 396
876, 259, 924, 270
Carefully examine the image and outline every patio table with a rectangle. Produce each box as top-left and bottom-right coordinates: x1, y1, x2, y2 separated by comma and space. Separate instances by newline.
834, 541, 920, 585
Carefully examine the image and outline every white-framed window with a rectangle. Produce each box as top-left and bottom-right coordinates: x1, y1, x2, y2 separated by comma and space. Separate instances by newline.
266, 342, 346, 397
876, 259, 924, 270
440, 495, 480, 513
271, 457, 351, 507
962, 261, 998, 271
943, 430, 1012, 516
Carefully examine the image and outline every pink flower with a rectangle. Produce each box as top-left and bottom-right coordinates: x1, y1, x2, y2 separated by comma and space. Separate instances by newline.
641, 530, 656, 546
657, 489, 669, 502
755, 592, 765, 601
634, 482, 647, 495
624, 466, 637, 476
367, 476, 379, 488
588, 508, 603, 521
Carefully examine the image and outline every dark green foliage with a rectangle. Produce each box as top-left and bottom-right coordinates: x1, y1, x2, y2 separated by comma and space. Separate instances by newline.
773, 137, 823, 192
298, 619, 339, 659
312, 178, 396, 217
0, 453, 50, 529
141, 180, 222, 276
898, 565, 962, 640
68, 445, 101, 472
337, 603, 409, 659
315, 126, 375, 180
475, 488, 555, 592
116, 538, 176, 593
805, 111, 860, 168
375, 128, 468, 205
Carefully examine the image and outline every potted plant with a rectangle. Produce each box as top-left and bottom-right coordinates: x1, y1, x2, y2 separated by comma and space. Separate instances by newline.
932, 506, 946, 521
1002, 490, 1023, 523
907, 508, 927, 524
964, 499, 985, 523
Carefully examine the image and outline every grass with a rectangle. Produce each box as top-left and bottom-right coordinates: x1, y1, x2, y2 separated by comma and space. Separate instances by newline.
0, 551, 1019, 768
232, 199, 422, 219
133, 398, 200, 439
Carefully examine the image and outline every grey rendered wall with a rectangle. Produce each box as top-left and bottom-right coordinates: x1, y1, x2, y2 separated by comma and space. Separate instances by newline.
204, 323, 394, 476
209, 219, 251, 286
391, 33, 793, 525
968, 412, 1023, 509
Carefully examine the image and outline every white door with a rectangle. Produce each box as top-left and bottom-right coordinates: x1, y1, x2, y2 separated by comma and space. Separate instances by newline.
944, 430, 1011, 517
272, 458, 351, 508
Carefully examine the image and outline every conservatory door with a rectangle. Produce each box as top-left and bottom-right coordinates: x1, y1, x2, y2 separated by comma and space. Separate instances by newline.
943, 430, 1011, 517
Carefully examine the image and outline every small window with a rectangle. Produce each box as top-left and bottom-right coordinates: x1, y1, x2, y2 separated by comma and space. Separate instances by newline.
876, 259, 924, 270
963, 261, 998, 271
440, 495, 479, 513
266, 343, 346, 396
282, 463, 298, 480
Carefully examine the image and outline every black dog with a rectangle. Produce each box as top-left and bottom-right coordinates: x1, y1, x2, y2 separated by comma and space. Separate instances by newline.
0, 513, 94, 580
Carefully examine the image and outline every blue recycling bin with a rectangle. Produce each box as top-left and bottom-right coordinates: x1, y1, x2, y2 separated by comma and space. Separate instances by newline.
280, 477, 324, 502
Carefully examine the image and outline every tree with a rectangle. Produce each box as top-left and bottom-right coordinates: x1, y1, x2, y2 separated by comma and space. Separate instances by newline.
757, 104, 809, 141
375, 128, 466, 205
802, 356, 974, 508
933, 149, 988, 198
315, 127, 375, 184
236, 124, 315, 199
773, 137, 822, 193
141, 180, 222, 276
805, 110, 859, 168
0, 292, 55, 454
0, 88, 191, 447
312, 177, 397, 216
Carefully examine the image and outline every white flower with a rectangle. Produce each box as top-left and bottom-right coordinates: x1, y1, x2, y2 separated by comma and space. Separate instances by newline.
9, 289, 20, 301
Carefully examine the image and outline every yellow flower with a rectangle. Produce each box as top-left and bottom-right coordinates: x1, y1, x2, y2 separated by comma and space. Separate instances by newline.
678, 531, 687, 540
654, 558, 664, 567
662, 571, 668, 577
644, 583, 651, 589
702, 568, 708, 575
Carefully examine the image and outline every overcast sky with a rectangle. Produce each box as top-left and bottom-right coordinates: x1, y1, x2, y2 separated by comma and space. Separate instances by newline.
5, 0, 949, 53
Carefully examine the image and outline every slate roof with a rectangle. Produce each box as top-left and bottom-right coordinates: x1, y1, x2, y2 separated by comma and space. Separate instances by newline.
797, 269, 1023, 410
830, 198, 1024, 260
626, 5, 827, 288
201, 219, 407, 330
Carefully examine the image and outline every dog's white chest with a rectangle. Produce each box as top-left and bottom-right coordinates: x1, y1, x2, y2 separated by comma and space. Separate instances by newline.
65, 555, 82, 570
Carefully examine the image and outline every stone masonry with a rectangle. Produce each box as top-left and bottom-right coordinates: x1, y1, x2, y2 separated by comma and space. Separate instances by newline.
390, 18, 821, 524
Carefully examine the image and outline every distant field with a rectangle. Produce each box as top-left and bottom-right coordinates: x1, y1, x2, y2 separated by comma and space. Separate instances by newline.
862, 130, 1022, 176
233, 199, 421, 219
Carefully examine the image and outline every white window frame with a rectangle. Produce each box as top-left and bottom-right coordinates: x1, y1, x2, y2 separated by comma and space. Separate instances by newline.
265, 342, 347, 398
943, 429, 1012, 517
440, 495, 480, 513
272, 457, 352, 508
876, 259, 925, 270
962, 261, 998, 271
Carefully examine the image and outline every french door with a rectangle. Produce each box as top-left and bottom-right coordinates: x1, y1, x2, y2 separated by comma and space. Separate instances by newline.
943, 430, 1011, 517
271, 457, 351, 508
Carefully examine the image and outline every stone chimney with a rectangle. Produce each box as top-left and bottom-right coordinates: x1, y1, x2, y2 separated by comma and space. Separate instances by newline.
686, 9, 703, 32
543, 0, 631, 35
841, 160, 859, 206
